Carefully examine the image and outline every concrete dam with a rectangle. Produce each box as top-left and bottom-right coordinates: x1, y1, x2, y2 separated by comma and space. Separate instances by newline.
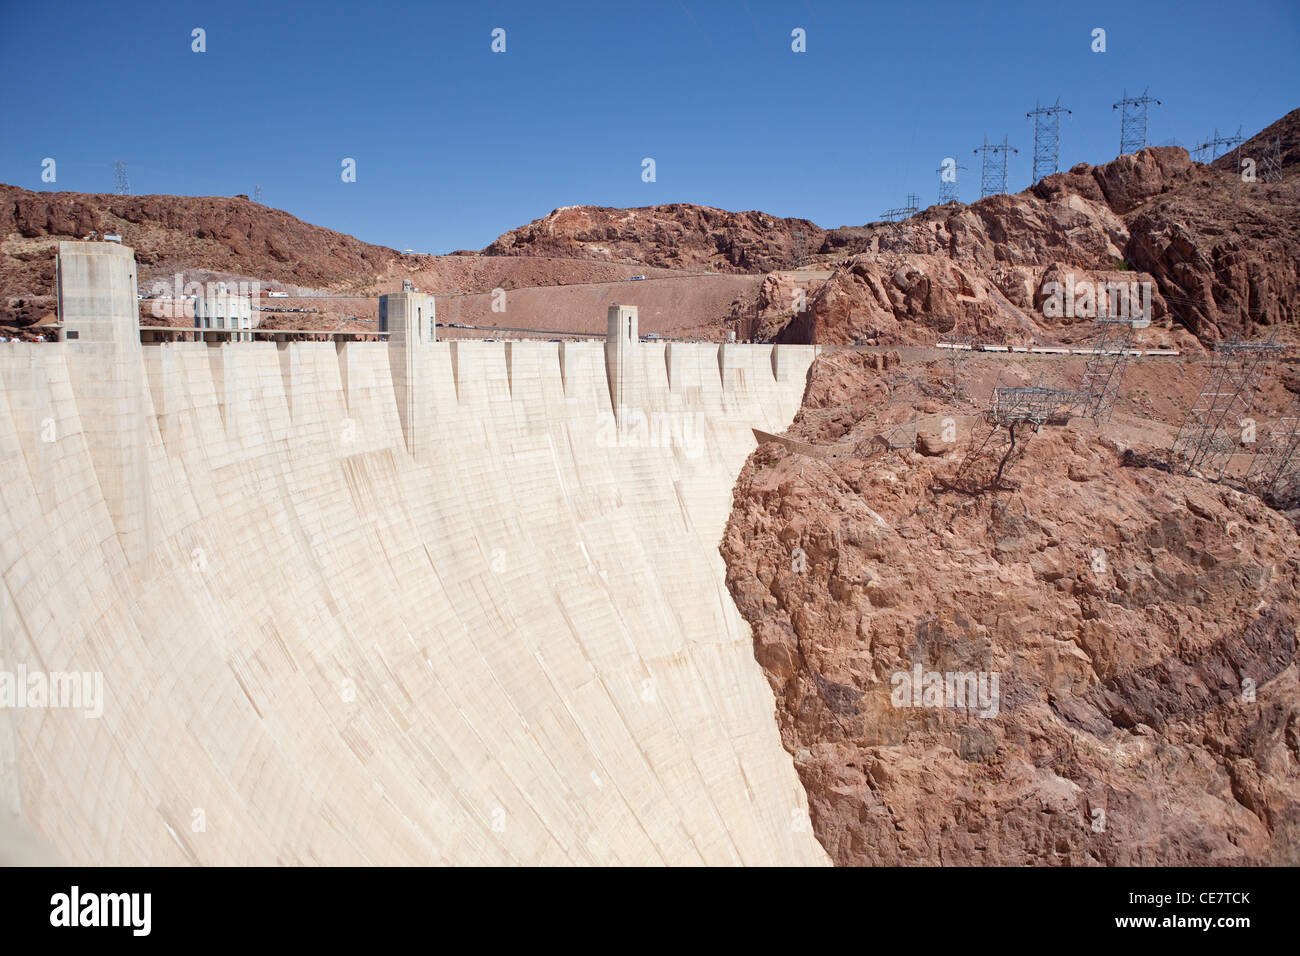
0, 242, 829, 865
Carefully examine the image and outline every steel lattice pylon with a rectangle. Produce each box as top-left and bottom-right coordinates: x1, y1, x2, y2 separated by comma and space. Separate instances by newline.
1170, 338, 1284, 480
1261, 136, 1284, 183
992, 387, 1080, 426
1112, 88, 1161, 156
113, 160, 130, 196
936, 161, 967, 205
879, 194, 919, 222
878, 194, 919, 253
939, 333, 972, 401
1075, 318, 1142, 422
974, 136, 1017, 198
1027, 98, 1071, 184
1193, 126, 1243, 162
1246, 398, 1300, 496
882, 372, 919, 449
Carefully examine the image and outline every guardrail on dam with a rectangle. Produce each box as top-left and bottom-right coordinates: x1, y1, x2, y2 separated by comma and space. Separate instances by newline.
0, 241, 829, 865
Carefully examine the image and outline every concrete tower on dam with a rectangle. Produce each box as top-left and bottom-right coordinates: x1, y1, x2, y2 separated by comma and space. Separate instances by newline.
380, 289, 436, 457
605, 303, 638, 424
0, 242, 827, 866
53, 240, 152, 563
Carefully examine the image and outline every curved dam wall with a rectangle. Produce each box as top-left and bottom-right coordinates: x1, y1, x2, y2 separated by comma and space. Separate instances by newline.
0, 243, 827, 865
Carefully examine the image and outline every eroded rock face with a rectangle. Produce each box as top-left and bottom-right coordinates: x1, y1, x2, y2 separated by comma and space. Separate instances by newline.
0, 185, 399, 288
777, 129, 1298, 347
0, 184, 411, 328
1088, 146, 1196, 214
483, 203, 826, 274
721, 357, 1300, 866
11, 193, 102, 239
774, 250, 1171, 346
1125, 183, 1300, 340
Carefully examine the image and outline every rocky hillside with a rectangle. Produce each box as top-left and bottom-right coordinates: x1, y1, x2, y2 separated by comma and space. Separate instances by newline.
1, 186, 400, 288
6, 108, 1294, 343
0, 186, 694, 329
722, 351, 1300, 865
0, 186, 411, 328
775, 126, 1299, 347
482, 203, 826, 274
1209, 107, 1300, 177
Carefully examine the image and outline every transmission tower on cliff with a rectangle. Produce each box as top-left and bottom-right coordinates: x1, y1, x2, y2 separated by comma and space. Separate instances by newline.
974, 137, 1017, 199
1260, 136, 1284, 183
1170, 337, 1284, 481
1027, 98, 1071, 184
936, 161, 967, 205
113, 161, 130, 196
879, 194, 919, 223
878, 194, 920, 253
254, 184, 262, 204
1075, 317, 1145, 422
1247, 397, 1300, 497
1112, 88, 1161, 156
1192, 126, 1243, 162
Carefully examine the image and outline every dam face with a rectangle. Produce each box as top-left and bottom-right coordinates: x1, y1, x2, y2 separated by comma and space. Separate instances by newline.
0, 244, 827, 865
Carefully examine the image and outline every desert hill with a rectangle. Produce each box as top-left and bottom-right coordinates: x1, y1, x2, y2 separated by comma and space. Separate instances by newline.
775, 141, 1298, 347
2, 108, 1296, 346
1210, 107, 1300, 176
483, 203, 826, 274
0, 186, 691, 330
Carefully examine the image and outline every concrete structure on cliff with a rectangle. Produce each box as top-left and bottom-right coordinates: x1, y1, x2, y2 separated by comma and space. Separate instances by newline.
0, 241, 826, 866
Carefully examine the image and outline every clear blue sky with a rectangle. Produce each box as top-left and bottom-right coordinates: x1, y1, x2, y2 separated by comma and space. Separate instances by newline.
2, 0, 1296, 253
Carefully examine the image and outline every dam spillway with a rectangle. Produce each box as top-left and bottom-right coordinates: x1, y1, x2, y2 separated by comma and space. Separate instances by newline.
0, 242, 828, 865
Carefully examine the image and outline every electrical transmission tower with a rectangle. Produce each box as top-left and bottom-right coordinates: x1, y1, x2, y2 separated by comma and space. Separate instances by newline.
254, 184, 262, 203
1192, 126, 1243, 162
879, 194, 919, 223
1075, 317, 1143, 422
1112, 88, 1161, 156
1169, 337, 1284, 481
1027, 98, 1071, 183
940, 383, 1072, 493
878, 194, 919, 253
1246, 398, 1300, 497
992, 386, 1079, 427
882, 372, 919, 450
974, 137, 1017, 199
936, 161, 967, 205
939, 333, 972, 401
113, 161, 130, 196
1247, 397, 1300, 495
1260, 136, 1284, 183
